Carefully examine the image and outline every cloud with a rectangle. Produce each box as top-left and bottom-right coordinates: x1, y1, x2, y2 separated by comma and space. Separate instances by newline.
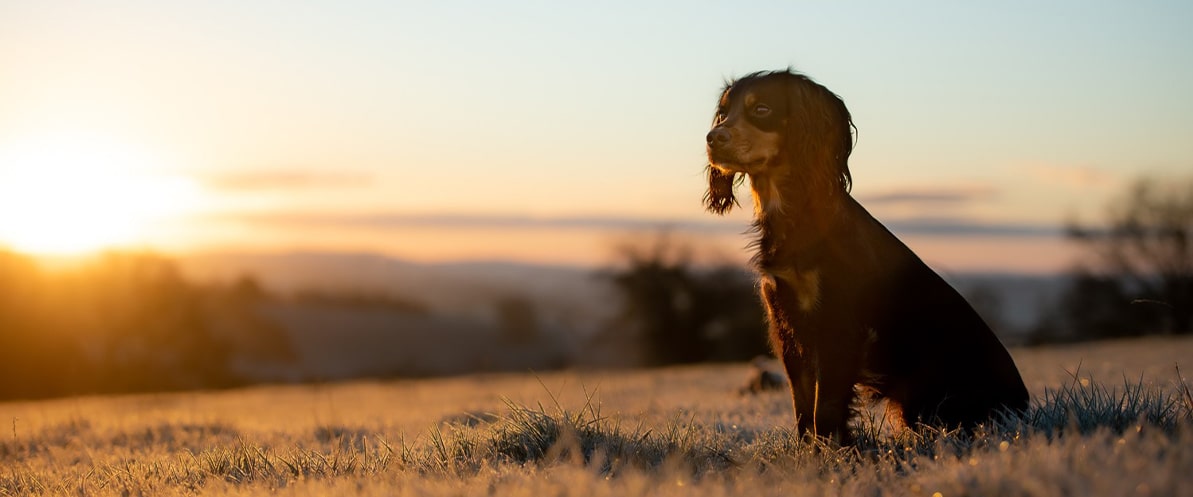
204, 170, 373, 190
1017, 163, 1119, 189
207, 211, 734, 232
201, 211, 1059, 238
884, 217, 1059, 237
858, 186, 998, 206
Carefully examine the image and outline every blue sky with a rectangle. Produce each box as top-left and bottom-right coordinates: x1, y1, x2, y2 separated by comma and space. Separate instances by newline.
0, 1, 1190, 271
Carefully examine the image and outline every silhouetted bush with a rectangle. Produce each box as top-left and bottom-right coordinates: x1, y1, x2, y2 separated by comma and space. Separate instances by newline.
597, 234, 768, 366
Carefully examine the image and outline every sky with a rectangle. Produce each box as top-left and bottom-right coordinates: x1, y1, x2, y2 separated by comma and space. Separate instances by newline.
0, 1, 1191, 273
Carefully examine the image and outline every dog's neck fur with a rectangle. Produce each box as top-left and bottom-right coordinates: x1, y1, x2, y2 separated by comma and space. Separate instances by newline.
746, 167, 848, 273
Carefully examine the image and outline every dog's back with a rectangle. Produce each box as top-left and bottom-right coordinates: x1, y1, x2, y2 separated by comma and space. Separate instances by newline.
842, 198, 1030, 427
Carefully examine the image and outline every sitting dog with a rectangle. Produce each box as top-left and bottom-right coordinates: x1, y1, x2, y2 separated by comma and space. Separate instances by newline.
704, 69, 1029, 441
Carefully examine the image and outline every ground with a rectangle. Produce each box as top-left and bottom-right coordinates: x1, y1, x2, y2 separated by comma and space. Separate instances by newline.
1, 335, 1191, 496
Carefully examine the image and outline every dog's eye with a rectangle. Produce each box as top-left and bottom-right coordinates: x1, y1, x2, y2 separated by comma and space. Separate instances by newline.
752, 104, 772, 117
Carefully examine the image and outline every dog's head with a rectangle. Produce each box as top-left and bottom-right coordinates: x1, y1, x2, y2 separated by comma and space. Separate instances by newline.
704, 70, 855, 215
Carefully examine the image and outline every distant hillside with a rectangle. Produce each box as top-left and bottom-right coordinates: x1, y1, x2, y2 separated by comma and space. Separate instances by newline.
178, 251, 616, 335
944, 272, 1068, 342
178, 252, 616, 381
180, 251, 1066, 339
0, 250, 1063, 387
248, 300, 574, 381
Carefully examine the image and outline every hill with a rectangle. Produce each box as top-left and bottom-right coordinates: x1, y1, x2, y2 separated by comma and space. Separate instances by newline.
176, 252, 1067, 380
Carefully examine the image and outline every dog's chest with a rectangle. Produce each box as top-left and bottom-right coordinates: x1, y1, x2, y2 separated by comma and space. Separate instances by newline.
759, 267, 822, 313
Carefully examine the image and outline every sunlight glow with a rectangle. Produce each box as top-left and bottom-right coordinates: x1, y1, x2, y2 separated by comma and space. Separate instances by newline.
0, 133, 204, 255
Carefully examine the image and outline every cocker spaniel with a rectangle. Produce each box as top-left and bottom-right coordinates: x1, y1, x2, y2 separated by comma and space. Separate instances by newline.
704, 69, 1029, 442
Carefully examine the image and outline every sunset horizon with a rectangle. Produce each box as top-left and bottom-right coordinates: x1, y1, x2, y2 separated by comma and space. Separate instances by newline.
2, 2, 1189, 275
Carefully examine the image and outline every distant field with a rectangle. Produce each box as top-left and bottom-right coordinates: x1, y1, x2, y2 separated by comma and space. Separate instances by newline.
2, 336, 1191, 496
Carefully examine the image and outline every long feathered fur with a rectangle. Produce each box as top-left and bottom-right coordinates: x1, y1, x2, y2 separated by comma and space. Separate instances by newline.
702, 69, 1029, 442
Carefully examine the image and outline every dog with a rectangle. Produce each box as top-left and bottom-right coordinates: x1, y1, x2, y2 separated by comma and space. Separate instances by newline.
704, 69, 1029, 441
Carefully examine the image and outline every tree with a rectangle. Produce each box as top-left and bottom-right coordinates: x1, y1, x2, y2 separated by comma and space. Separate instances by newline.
0, 250, 87, 397
62, 253, 239, 390
1064, 176, 1193, 335
598, 233, 768, 365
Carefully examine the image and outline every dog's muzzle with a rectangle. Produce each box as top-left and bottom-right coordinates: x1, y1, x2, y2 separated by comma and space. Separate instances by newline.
706, 128, 731, 149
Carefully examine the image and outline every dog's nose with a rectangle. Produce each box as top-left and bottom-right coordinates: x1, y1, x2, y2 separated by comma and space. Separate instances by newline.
706, 128, 730, 148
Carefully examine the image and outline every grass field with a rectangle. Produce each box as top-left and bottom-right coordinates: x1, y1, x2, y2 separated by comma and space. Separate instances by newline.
2, 336, 1192, 496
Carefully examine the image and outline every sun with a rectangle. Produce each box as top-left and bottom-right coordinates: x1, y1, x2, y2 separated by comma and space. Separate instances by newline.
0, 132, 204, 256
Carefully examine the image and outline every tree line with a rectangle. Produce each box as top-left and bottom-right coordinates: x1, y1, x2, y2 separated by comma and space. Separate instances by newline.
1030, 176, 1192, 342
0, 251, 291, 399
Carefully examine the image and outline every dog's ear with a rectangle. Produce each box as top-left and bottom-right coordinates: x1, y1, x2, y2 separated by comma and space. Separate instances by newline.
780, 74, 855, 196
705, 165, 738, 215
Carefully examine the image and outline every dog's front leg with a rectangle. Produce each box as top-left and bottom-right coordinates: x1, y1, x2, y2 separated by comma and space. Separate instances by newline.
784, 350, 822, 436
763, 271, 855, 442
783, 351, 852, 442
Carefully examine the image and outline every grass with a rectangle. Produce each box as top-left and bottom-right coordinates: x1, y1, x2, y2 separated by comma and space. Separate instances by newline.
2, 337, 1192, 496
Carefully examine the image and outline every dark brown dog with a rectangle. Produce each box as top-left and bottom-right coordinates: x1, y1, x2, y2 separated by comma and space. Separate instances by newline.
704, 69, 1029, 441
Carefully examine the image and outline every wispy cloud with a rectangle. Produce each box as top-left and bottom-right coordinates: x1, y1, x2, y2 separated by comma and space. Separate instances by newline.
883, 217, 1059, 237
197, 211, 1060, 238
203, 211, 730, 232
203, 170, 373, 190
1017, 163, 1120, 189
858, 186, 998, 206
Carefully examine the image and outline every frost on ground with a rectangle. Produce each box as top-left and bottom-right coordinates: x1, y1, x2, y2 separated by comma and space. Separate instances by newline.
1, 336, 1191, 496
